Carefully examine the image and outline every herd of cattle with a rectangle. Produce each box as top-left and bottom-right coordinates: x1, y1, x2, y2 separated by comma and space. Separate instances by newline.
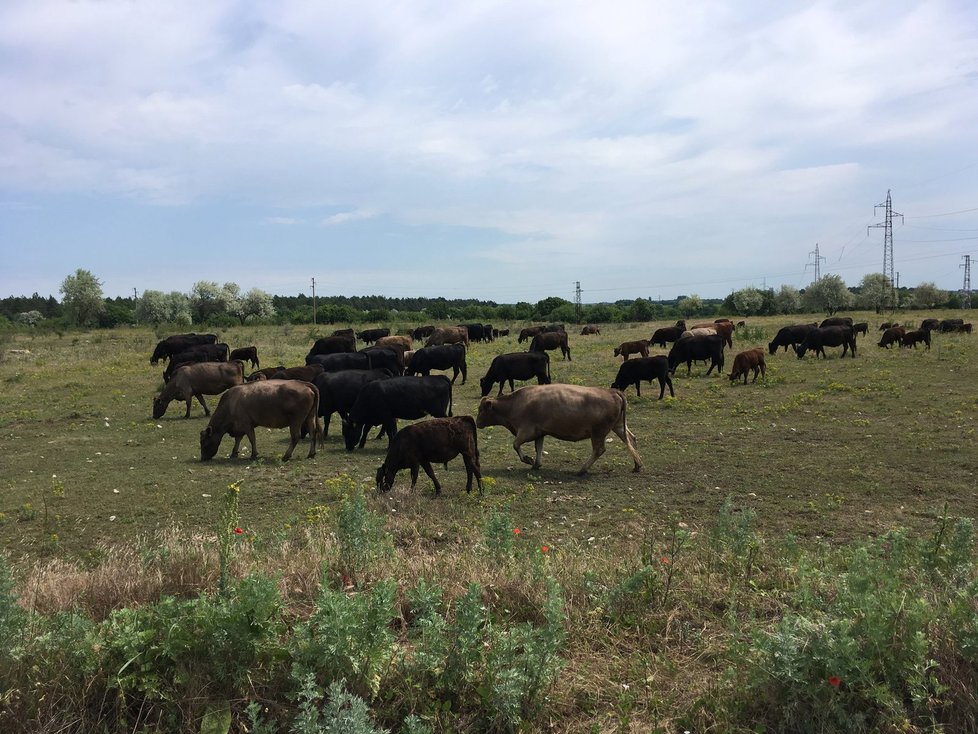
148, 315, 971, 494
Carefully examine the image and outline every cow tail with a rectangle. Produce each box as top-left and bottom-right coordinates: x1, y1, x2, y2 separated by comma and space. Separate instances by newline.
462, 415, 479, 461
448, 382, 454, 417
617, 389, 636, 446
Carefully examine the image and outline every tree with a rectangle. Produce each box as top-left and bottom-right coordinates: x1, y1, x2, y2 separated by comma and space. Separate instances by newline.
239, 288, 276, 323
910, 282, 948, 310
190, 281, 238, 323
534, 296, 571, 320
855, 273, 893, 313
136, 290, 192, 325
16, 311, 43, 327
60, 269, 105, 326
676, 294, 703, 318
774, 285, 801, 315
731, 287, 765, 316
802, 275, 853, 315
627, 298, 657, 322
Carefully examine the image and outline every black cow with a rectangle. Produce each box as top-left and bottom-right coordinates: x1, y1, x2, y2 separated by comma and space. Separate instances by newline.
768, 324, 818, 354
313, 368, 394, 438
459, 323, 488, 342
342, 375, 454, 451
920, 318, 940, 332
163, 343, 230, 382
357, 328, 390, 344
412, 325, 436, 341
307, 352, 373, 372
851, 322, 869, 337
542, 324, 565, 333
939, 319, 964, 333
611, 356, 674, 399
667, 335, 725, 376
229, 346, 260, 369
795, 326, 857, 359
361, 347, 404, 376
820, 316, 853, 328
650, 326, 684, 347
150, 333, 218, 364
529, 330, 571, 360
406, 344, 468, 384
482, 324, 494, 342
306, 335, 356, 360
479, 352, 551, 396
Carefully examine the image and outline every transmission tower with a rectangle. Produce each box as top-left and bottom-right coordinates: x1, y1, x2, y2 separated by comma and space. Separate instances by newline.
574, 281, 582, 323
807, 243, 825, 283
963, 255, 972, 309
869, 190, 903, 309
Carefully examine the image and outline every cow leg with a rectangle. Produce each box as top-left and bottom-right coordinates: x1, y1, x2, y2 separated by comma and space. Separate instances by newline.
532, 437, 545, 469
507, 378, 515, 393
246, 429, 259, 459
357, 424, 370, 450
282, 426, 301, 461
420, 461, 442, 495
578, 435, 607, 475
610, 422, 644, 473
461, 452, 483, 494
230, 434, 244, 458
383, 419, 398, 446
184, 399, 193, 419
635, 381, 642, 397
512, 432, 542, 468
306, 415, 319, 458
195, 392, 210, 416
460, 363, 467, 384
686, 360, 692, 375
409, 464, 420, 490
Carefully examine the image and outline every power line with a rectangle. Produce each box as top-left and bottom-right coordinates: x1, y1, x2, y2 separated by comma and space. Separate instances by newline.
906, 205, 978, 219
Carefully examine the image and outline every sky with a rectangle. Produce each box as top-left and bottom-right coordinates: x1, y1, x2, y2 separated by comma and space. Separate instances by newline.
1, 1, 977, 304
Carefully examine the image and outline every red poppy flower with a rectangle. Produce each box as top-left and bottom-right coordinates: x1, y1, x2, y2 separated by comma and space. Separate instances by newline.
234, 527, 243, 534
513, 527, 521, 535
541, 545, 549, 553
828, 676, 841, 688
661, 555, 670, 565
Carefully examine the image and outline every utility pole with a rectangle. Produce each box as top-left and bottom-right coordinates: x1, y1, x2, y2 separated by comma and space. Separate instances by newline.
807, 243, 825, 283
311, 277, 317, 325
963, 255, 973, 309
869, 190, 903, 310
133, 288, 138, 300
574, 281, 582, 324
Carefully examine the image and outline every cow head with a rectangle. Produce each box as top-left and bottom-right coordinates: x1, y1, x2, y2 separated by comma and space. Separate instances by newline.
475, 397, 498, 428
768, 341, 778, 355
341, 418, 360, 451
794, 344, 808, 359
376, 464, 395, 493
199, 426, 222, 461
152, 395, 169, 419
479, 375, 494, 397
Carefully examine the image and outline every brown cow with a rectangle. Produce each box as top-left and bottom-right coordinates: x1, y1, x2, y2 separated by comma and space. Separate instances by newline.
425, 326, 470, 347
374, 335, 413, 353
247, 366, 286, 381
229, 346, 260, 369
199, 380, 321, 461
272, 364, 324, 382
529, 330, 571, 360
614, 339, 650, 360
729, 348, 766, 384
878, 326, 906, 349
375, 416, 483, 495
153, 360, 245, 419
580, 325, 601, 335
476, 384, 642, 474
900, 329, 931, 349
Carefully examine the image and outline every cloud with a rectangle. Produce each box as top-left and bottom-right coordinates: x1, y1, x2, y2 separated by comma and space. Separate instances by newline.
321, 208, 379, 226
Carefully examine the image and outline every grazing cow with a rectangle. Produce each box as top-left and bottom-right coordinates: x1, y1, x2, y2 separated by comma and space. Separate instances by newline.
360, 346, 404, 376
229, 346, 260, 369
795, 326, 857, 359
693, 321, 734, 348
459, 323, 488, 342
475, 384, 643, 474
153, 361, 245, 419
483, 324, 495, 343
412, 325, 436, 341
199, 380, 320, 461
163, 343, 230, 382
614, 339, 651, 360
376, 416, 483, 495
425, 326, 470, 348
342, 375, 453, 451
493, 328, 510, 339
674, 320, 687, 331
529, 330, 571, 361
479, 352, 551, 396
331, 328, 356, 339
821, 317, 853, 328
406, 343, 468, 384
963, 323, 973, 334
851, 323, 869, 337
150, 333, 218, 365
650, 326, 684, 347
313, 368, 393, 437
940, 319, 965, 333
920, 318, 940, 332
668, 335, 725, 375
877, 326, 906, 349
272, 364, 324, 382
307, 352, 373, 372
580, 325, 601, 335
247, 366, 286, 381
357, 328, 390, 344
769, 324, 818, 354
729, 348, 766, 384
736, 320, 746, 327
611, 356, 673, 399
901, 329, 931, 349
307, 335, 356, 360
518, 326, 544, 343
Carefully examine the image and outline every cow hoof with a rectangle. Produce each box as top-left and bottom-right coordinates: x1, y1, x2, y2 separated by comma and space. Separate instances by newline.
520, 456, 534, 466
632, 466, 642, 473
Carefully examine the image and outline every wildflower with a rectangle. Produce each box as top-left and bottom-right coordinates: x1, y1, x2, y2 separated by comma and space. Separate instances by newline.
513, 527, 521, 535
661, 555, 670, 565
234, 527, 243, 534
828, 676, 841, 688
541, 545, 550, 553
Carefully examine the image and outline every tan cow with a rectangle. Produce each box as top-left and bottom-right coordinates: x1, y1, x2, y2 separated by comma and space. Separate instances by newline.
425, 326, 470, 348
729, 347, 766, 384
692, 321, 734, 348
374, 335, 413, 353
613, 339, 650, 360
153, 360, 245, 419
476, 384, 642, 475
199, 379, 321, 461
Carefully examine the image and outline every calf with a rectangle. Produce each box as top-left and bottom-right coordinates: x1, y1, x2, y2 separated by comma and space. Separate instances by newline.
376, 416, 483, 495
729, 348, 766, 384
342, 375, 453, 450
247, 366, 286, 381
851, 323, 868, 337
153, 361, 245, 418
199, 380, 321, 461
580, 325, 601, 335
529, 330, 571, 360
901, 329, 931, 349
614, 339, 650, 360
357, 328, 390, 344
611, 356, 673, 399
877, 326, 906, 349
229, 346, 260, 369
479, 352, 551, 396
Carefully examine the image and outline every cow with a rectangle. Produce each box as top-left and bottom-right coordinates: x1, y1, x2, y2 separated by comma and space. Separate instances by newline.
163, 343, 230, 382
542, 323, 565, 333
150, 333, 218, 365
313, 368, 393, 437
580, 325, 600, 335
376, 416, 483, 495
153, 361, 245, 419
479, 352, 551, 396
360, 346, 405, 376
729, 348, 766, 384
459, 323, 488, 342
821, 317, 853, 328
247, 366, 286, 381
412, 325, 437, 341
357, 328, 390, 344
851, 323, 869, 337
342, 375, 454, 451
877, 326, 906, 349
939, 319, 965, 333
529, 330, 571, 361
920, 318, 940, 332
611, 356, 673, 399
795, 326, 857, 359
879, 322, 898, 331
475, 384, 643, 474
306, 352, 373, 372
614, 339, 651, 360
674, 320, 687, 331
650, 326, 684, 348
901, 329, 931, 349
306, 335, 356, 360
229, 346, 260, 369
332, 328, 356, 339
406, 343, 468, 384
425, 326, 469, 348
272, 364, 324, 382
493, 328, 510, 339
518, 326, 544, 343
199, 380, 321, 461
768, 324, 818, 354
668, 335, 725, 375
693, 321, 733, 348
374, 335, 413, 353
483, 324, 495, 342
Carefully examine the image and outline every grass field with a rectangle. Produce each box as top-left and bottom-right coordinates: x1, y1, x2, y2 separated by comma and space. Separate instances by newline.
1, 314, 976, 561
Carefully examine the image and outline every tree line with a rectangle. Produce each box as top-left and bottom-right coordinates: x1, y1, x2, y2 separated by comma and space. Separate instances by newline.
0, 269, 964, 330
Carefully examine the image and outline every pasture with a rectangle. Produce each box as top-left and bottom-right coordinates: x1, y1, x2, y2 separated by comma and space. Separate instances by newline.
1, 315, 976, 560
